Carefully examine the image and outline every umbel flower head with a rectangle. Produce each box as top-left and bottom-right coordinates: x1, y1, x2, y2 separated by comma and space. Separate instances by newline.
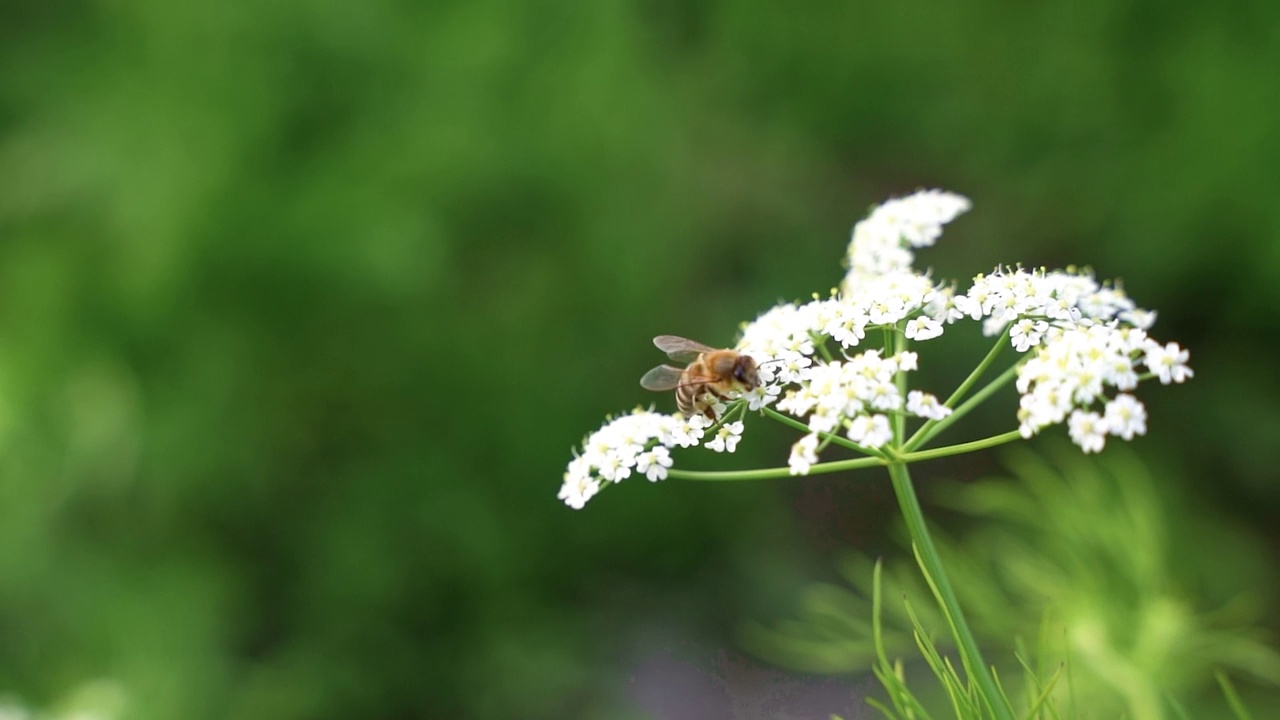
560, 190, 1191, 508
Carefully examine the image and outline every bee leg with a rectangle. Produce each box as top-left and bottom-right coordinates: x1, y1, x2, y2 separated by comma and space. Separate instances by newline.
702, 388, 729, 420
701, 386, 732, 420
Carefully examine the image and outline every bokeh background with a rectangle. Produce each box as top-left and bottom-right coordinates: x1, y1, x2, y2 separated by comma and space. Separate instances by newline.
0, 2, 1277, 718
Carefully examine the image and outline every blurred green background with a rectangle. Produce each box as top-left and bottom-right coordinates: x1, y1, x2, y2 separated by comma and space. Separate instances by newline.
0, 2, 1277, 718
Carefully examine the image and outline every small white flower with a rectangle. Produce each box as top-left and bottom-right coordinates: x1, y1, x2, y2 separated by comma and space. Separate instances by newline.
788, 432, 820, 475
1068, 410, 1107, 453
1104, 394, 1147, 440
738, 302, 820, 358
773, 352, 815, 385
868, 296, 907, 326
1070, 367, 1106, 406
565, 455, 592, 480
1109, 325, 1151, 355
867, 381, 902, 411
705, 421, 745, 453
597, 451, 634, 482
925, 288, 966, 324
1017, 392, 1051, 439
1009, 318, 1048, 352
635, 446, 674, 481
1143, 341, 1193, 384
558, 472, 600, 510
847, 413, 892, 448
652, 414, 682, 447
953, 292, 983, 321
1119, 308, 1157, 329
669, 414, 710, 448
744, 383, 782, 411
1103, 354, 1140, 391
906, 390, 952, 421
904, 316, 944, 341
776, 388, 814, 418
825, 301, 871, 348
893, 351, 919, 372
806, 407, 840, 433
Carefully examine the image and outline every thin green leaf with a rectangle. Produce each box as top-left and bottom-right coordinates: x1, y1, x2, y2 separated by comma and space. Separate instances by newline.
866, 696, 901, 720
1216, 671, 1254, 720
1167, 696, 1193, 720
1021, 664, 1063, 720
990, 665, 1017, 719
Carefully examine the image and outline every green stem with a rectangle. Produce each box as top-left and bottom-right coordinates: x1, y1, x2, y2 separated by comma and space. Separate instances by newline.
897, 430, 1023, 462
903, 328, 1010, 450
704, 400, 746, 436
667, 454, 883, 481
905, 363, 1019, 451
945, 326, 1010, 408
667, 430, 1023, 482
885, 460, 1011, 720
761, 406, 880, 456
811, 331, 835, 363
892, 326, 908, 441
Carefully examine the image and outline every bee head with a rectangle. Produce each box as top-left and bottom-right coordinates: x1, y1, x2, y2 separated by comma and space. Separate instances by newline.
732, 355, 761, 390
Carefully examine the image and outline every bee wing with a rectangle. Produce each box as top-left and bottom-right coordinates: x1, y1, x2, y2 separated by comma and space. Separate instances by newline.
640, 364, 686, 392
653, 335, 717, 363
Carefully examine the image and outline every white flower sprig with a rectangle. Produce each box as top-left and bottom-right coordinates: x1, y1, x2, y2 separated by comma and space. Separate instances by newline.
560, 410, 731, 509
844, 189, 972, 283
560, 189, 1191, 507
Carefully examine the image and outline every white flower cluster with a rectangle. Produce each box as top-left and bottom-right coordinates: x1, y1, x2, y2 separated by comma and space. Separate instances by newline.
843, 189, 971, 285
559, 409, 743, 508
563, 188, 1193, 502
1015, 324, 1191, 451
773, 350, 951, 473
737, 273, 948, 383
956, 266, 1156, 338
942, 265, 1192, 452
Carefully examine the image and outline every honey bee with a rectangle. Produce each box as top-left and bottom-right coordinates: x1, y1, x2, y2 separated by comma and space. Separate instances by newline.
640, 335, 761, 418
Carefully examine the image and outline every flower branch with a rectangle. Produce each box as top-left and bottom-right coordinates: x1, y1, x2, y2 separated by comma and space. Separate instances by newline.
905, 363, 1020, 452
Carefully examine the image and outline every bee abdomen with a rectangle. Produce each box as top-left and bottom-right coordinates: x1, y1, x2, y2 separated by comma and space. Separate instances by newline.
676, 382, 699, 416
677, 365, 727, 419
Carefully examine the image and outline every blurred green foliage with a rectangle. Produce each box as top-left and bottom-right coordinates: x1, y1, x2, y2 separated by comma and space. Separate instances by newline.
746, 443, 1280, 717
0, 1, 1277, 718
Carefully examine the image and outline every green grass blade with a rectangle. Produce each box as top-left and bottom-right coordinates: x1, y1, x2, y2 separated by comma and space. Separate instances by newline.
1021, 664, 1063, 720
1167, 696, 1192, 720
874, 560, 893, 671
1216, 671, 1254, 720
991, 665, 1017, 719
901, 592, 972, 718
866, 695, 901, 720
